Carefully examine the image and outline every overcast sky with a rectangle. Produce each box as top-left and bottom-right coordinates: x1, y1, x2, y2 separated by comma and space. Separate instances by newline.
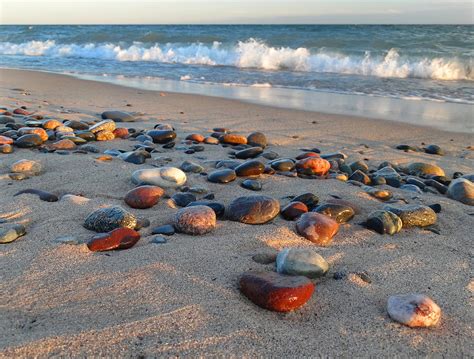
1, 0, 473, 24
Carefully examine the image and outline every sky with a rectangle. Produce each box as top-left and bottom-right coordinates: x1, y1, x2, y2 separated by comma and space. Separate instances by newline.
1, 0, 473, 24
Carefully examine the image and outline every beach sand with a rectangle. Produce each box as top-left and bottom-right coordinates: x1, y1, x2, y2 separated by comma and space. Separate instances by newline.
0, 68, 473, 357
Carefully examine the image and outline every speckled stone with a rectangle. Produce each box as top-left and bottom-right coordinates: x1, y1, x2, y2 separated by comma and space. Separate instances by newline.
447, 178, 474, 206
276, 248, 329, 278
366, 210, 402, 235
0, 224, 26, 243
383, 204, 437, 227
227, 195, 280, 224
174, 205, 216, 235
296, 212, 339, 246
387, 294, 441, 328
84, 206, 137, 232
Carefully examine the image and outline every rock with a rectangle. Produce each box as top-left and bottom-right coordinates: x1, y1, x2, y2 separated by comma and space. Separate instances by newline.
407, 162, 445, 177
349, 170, 371, 185
320, 152, 347, 161
366, 210, 402, 235
281, 201, 308, 220
363, 186, 393, 201
207, 168, 237, 184
349, 160, 369, 173
14, 134, 43, 148
84, 206, 137, 232
180, 160, 204, 173
0, 144, 13, 154
296, 152, 319, 160
151, 224, 175, 236
0, 224, 26, 243
18, 127, 48, 142
270, 159, 295, 172
239, 271, 314, 312
252, 252, 277, 264
113, 128, 129, 138
172, 192, 197, 207
295, 157, 330, 176
296, 212, 339, 246
424, 144, 444, 156
101, 110, 134, 122
219, 134, 247, 145
447, 178, 474, 206
95, 130, 115, 141
11, 159, 42, 175
14, 189, 58, 202
64, 120, 89, 130
387, 294, 441, 328
174, 205, 216, 235
89, 120, 116, 133
75, 131, 96, 141
187, 201, 225, 218
186, 133, 205, 142
396, 144, 421, 152
374, 166, 402, 187
293, 193, 319, 210
87, 227, 141, 252
241, 179, 262, 191
216, 160, 240, 169
424, 179, 448, 194
235, 160, 265, 177
262, 151, 279, 160
235, 147, 263, 159
227, 195, 280, 224
400, 184, 423, 194
247, 132, 267, 148
0, 135, 13, 145
124, 185, 164, 209
120, 151, 147, 165
383, 204, 437, 227
151, 236, 167, 244
49, 139, 77, 151
204, 137, 219, 145
131, 167, 186, 188
276, 248, 329, 278
313, 203, 355, 223
147, 130, 176, 144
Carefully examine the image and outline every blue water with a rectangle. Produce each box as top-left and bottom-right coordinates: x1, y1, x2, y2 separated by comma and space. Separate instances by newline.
0, 25, 473, 104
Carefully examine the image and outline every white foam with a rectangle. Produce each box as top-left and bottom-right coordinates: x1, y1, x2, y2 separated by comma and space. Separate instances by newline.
0, 39, 472, 81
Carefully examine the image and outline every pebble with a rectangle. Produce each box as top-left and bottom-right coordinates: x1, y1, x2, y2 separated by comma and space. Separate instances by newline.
228, 195, 280, 224
293, 193, 319, 210
174, 205, 216, 235
180, 160, 204, 173
239, 271, 314, 312
14, 189, 58, 202
172, 192, 197, 207
0, 135, 13, 145
400, 184, 423, 194
10, 159, 42, 176
219, 134, 247, 145
204, 136, 219, 145
424, 179, 448, 194
374, 166, 402, 187
447, 178, 474, 206
252, 252, 277, 264
349, 170, 371, 185
87, 227, 141, 251
241, 179, 262, 191
247, 132, 267, 148
383, 204, 437, 227
262, 151, 279, 160
235, 160, 265, 177
296, 212, 339, 246
366, 210, 403, 235
147, 130, 177, 144
151, 236, 168, 244
18, 127, 48, 141
0, 144, 13, 154
207, 168, 237, 184
235, 147, 263, 159
280, 201, 308, 220
84, 206, 137, 232
151, 224, 175, 236
89, 120, 116, 133
187, 201, 225, 218
270, 158, 295, 171
363, 186, 393, 201
407, 162, 445, 177
101, 110, 135, 122
113, 128, 129, 138
276, 247, 329, 278
15, 134, 43, 148
349, 160, 369, 173
124, 185, 164, 209
387, 294, 441, 328
313, 203, 355, 223
295, 157, 330, 176
424, 144, 444, 156
132, 167, 186, 188
0, 224, 26, 243
120, 151, 147, 164
95, 130, 115, 141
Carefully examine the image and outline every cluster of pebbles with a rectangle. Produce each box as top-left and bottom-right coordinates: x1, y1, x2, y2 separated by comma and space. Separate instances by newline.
2, 104, 473, 329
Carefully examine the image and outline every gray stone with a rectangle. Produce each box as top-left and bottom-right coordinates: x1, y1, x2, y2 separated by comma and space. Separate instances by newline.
276, 248, 329, 278
84, 206, 137, 233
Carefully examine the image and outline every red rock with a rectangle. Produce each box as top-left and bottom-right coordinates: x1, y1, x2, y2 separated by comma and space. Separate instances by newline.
186, 133, 205, 142
49, 139, 76, 150
13, 108, 32, 115
239, 271, 315, 312
113, 128, 129, 138
296, 212, 339, 246
0, 135, 13, 145
295, 152, 320, 160
281, 201, 308, 220
124, 185, 165, 209
87, 227, 141, 252
219, 133, 247, 145
296, 157, 331, 176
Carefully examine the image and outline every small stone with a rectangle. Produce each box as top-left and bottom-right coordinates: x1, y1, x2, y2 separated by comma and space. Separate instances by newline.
14, 134, 43, 148
363, 186, 393, 201
235, 147, 263, 159
174, 205, 216, 235
101, 110, 134, 122
120, 151, 147, 165
113, 128, 129, 138
87, 227, 140, 251
18, 127, 48, 142
241, 179, 262, 191
262, 151, 279, 160
80, 144, 100, 153
0, 135, 13, 145
0, 144, 13, 154
383, 204, 437, 227
53, 235, 83, 245
207, 168, 237, 184
14, 189, 58, 202
180, 160, 204, 173
151, 236, 167, 244
49, 139, 77, 151
296, 212, 339, 246
424, 144, 444, 156
227, 195, 280, 224
252, 252, 277, 264
0, 224, 26, 243
84, 206, 137, 233
247, 132, 267, 148
407, 162, 445, 177
387, 294, 441, 328
293, 193, 319, 210
447, 178, 474, 206
235, 160, 265, 177
366, 210, 402, 235
95, 130, 115, 141
151, 224, 175, 236
276, 248, 329, 278
187, 201, 225, 218
186, 133, 205, 142
147, 130, 177, 144
11, 159, 42, 176
374, 166, 402, 187
172, 192, 197, 207
219, 134, 247, 145
270, 158, 295, 172
295, 157, 330, 176
400, 184, 424, 194
204, 137, 219, 145
313, 203, 355, 223
349, 170, 371, 185
239, 271, 314, 312
132, 167, 186, 188
281, 201, 308, 220
349, 160, 369, 173
124, 185, 164, 209
89, 120, 116, 133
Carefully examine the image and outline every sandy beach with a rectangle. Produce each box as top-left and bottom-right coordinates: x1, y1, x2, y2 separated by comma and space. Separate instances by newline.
0, 68, 473, 357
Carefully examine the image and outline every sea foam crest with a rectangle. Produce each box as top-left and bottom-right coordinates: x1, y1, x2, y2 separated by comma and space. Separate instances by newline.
0, 39, 471, 81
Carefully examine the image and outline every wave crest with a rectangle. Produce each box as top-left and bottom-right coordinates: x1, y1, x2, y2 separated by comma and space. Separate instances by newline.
0, 39, 471, 81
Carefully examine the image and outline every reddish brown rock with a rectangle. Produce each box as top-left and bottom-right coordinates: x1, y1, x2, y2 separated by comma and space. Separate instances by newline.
296, 152, 320, 160
13, 108, 32, 115
87, 227, 141, 252
124, 185, 165, 209
296, 212, 339, 246
296, 157, 331, 176
174, 205, 216, 235
281, 201, 308, 220
49, 139, 76, 150
204, 136, 219, 145
113, 128, 129, 138
239, 271, 315, 312
42, 119, 62, 130
0, 135, 13, 145
219, 133, 247, 145
18, 127, 49, 142
186, 133, 205, 142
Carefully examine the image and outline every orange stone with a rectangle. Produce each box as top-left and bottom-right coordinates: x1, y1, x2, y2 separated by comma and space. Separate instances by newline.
0, 135, 13, 145
13, 108, 32, 115
296, 157, 331, 176
296, 212, 339, 246
87, 227, 141, 252
240, 271, 315, 312
95, 130, 115, 141
186, 133, 205, 142
49, 139, 76, 150
296, 152, 320, 160
219, 134, 248, 145
96, 155, 113, 161
280, 201, 308, 220
18, 127, 49, 142
124, 185, 165, 209
113, 128, 129, 138
42, 119, 62, 130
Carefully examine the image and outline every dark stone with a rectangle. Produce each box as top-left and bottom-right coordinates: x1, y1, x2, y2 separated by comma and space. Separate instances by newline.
235, 147, 263, 159
252, 252, 277, 264
227, 195, 280, 224
84, 206, 137, 233
207, 169, 237, 184
14, 134, 43, 148
187, 201, 225, 218
424, 144, 444, 156
280, 201, 308, 220
247, 132, 267, 148
313, 203, 355, 223
241, 179, 262, 191
270, 158, 295, 172
293, 193, 319, 210
101, 110, 134, 122
172, 192, 197, 207
14, 189, 58, 202
147, 130, 177, 144
235, 160, 265, 177
349, 170, 371, 185
151, 224, 175, 236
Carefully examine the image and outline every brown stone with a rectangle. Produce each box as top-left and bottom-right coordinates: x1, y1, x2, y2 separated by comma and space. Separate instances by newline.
113, 128, 129, 138
87, 227, 141, 252
18, 127, 49, 142
174, 205, 216, 235
219, 133, 247, 145
295, 152, 320, 160
281, 201, 308, 220
235, 160, 265, 177
296, 212, 339, 246
186, 133, 205, 142
95, 130, 115, 141
296, 157, 331, 176
204, 137, 219, 145
124, 185, 165, 209
13, 108, 32, 115
239, 271, 315, 312
0, 135, 13, 145
0, 144, 13, 154
49, 139, 76, 150
96, 155, 113, 161
42, 119, 62, 130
